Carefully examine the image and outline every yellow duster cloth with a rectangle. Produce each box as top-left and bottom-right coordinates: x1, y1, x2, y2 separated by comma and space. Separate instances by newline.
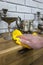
12, 29, 31, 49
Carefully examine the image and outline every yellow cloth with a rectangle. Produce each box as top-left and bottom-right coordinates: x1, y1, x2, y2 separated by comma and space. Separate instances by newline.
32, 32, 37, 36
12, 29, 31, 49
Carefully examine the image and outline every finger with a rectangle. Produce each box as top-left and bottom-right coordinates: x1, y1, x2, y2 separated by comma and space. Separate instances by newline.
17, 35, 29, 41
20, 38, 33, 47
20, 38, 42, 49
18, 34, 34, 41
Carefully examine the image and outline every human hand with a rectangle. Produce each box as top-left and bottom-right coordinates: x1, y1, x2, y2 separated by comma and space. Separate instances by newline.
18, 34, 43, 49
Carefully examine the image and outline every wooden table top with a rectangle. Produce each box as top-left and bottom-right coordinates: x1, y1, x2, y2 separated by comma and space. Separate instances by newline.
0, 34, 43, 54
0, 34, 43, 65
0, 35, 43, 55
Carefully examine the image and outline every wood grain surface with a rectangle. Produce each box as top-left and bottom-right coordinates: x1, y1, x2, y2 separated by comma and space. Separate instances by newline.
0, 34, 43, 65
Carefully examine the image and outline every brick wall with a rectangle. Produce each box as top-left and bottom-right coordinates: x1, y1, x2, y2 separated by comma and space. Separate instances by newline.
0, 0, 43, 33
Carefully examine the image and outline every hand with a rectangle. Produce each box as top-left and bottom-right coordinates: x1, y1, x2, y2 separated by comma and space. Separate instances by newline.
18, 34, 43, 49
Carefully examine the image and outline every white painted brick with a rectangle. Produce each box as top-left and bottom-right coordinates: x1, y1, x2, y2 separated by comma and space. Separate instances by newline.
26, 0, 31, 6
32, 8, 40, 13
25, 7, 31, 13
24, 14, 34, 20
17, 5, 31, 13
7, 12, 18, 17
10, 22, 16, 28
26, 0, 38, 7
0, 21, 8, 28
41, 10, 43, 14
38, 9, 43, 14
32, 8, 43, 14
0, 1, 16, 11
7, 12, 24, 20
17, 13, 25, 20
3, 0, 25, 5
38, 3, 43, 9
0, 29, 8, 33
0, 21, 8, 33
16, 0, 25, 4
31, 1, 38, 7
17, 5, 26, 13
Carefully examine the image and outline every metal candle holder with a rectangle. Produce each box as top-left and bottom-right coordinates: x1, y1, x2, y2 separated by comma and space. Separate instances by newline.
1, 8, 17, 40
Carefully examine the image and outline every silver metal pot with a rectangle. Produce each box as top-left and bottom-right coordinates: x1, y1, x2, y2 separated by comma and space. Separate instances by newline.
22, 20, 29, 32
16, 16, 21, 29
